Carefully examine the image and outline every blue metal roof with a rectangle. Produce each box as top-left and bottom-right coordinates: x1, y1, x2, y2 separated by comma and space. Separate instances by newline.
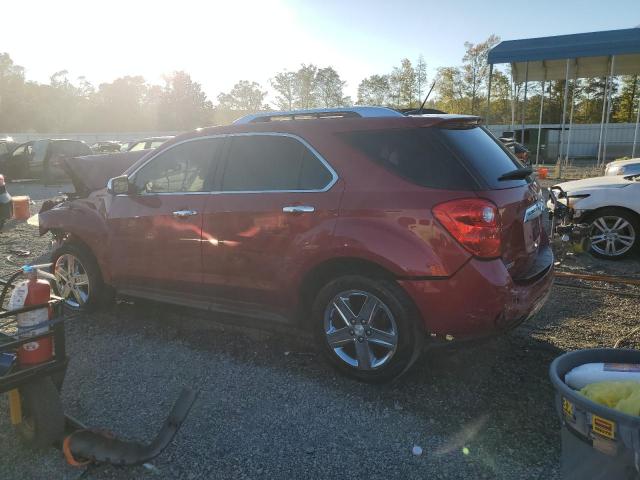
489, 28, 640, 64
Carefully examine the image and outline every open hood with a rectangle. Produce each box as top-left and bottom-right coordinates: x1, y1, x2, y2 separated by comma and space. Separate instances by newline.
62, 150, 148, 196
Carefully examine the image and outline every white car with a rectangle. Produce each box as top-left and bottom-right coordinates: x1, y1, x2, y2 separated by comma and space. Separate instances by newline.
605, 158, 640, 177
549, 174, 640, 259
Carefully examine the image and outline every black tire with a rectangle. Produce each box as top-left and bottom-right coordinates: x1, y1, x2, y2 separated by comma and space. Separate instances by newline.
312, 275, 424, 383
16, 377, 65, 449
585, 208, 639, 260
51, 242, 106, 311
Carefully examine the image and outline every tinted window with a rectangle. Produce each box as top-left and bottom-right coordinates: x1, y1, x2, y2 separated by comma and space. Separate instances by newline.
222, 135, 333, 191
439, 127, 525, 189
342, 128, 476, 190
134, 138, 222, 193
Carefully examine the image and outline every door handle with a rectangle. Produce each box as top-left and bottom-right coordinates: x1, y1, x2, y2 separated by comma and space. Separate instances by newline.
172, 210, 198, 218
282, 205, 315, 214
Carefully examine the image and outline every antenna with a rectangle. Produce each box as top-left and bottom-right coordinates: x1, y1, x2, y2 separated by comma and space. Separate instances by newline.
418, 79, 437, 114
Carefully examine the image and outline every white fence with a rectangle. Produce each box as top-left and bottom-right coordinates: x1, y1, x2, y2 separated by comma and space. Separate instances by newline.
487, 123, 639, 162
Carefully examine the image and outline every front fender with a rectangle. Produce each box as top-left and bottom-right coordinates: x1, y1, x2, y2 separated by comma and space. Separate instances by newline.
39, 199, 112, 282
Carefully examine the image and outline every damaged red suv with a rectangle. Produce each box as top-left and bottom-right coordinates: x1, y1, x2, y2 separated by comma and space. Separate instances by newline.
39, 107, 553, 382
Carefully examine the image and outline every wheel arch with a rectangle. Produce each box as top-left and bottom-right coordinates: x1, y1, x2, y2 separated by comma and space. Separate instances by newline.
582, 205, 640, 224
297, 256, 402, 327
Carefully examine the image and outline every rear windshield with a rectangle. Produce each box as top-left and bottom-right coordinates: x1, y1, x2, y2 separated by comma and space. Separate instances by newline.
342, 126, 526, 191
439, 127, 526, 189
341, 128, 476, 190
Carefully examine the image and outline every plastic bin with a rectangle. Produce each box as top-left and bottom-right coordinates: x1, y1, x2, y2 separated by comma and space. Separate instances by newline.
11, 196, 30, 220
550, 348, 640, 480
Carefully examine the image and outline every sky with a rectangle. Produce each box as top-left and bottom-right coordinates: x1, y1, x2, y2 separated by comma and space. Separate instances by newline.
2, 0, 638, 104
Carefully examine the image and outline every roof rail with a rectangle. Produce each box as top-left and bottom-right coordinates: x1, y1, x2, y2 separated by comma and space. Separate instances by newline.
233, 106, 404, 124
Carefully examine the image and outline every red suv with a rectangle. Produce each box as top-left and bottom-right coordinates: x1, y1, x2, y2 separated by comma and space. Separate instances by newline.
39, 107, 553, 382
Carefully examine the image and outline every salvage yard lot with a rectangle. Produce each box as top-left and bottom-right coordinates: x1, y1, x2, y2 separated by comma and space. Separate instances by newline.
1, 182, 639, 480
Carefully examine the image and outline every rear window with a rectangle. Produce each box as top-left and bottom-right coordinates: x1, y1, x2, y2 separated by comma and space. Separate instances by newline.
341, 128, 476, 190
439, 127, 526, 189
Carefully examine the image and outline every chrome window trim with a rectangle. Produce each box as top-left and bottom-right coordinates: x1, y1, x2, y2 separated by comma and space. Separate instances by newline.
124, 132, 338, 196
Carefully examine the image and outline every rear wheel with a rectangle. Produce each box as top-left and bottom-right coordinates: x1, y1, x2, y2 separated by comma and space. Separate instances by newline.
312, 275, 424, 383
587, 208, 639, 259
52, 243, 104, 310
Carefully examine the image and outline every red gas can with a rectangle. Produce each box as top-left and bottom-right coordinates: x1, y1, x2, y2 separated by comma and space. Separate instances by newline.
9, 268, 53, 365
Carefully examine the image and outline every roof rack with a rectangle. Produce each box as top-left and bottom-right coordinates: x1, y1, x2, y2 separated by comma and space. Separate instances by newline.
233, 106, 404, 124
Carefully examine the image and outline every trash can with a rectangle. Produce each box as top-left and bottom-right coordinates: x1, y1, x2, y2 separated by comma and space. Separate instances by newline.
550, 348, 640, 480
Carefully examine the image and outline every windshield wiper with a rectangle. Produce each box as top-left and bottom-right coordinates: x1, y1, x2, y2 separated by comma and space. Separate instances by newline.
498, 167, 533, 181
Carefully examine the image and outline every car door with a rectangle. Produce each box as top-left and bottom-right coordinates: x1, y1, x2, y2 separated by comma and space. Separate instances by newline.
108, 137, 225, 298
201, 133, 342, 315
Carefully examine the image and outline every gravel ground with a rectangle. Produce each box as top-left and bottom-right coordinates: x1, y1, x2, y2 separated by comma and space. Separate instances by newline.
0, 181, 639, 480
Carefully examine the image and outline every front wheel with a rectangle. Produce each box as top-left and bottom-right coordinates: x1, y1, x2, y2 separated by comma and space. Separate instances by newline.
312, 275, 424, 383
588, 208, 639, 259
52, 243, 105, 311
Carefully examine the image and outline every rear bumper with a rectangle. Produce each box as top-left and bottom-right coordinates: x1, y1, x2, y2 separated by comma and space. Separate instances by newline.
398, 249, 554, 339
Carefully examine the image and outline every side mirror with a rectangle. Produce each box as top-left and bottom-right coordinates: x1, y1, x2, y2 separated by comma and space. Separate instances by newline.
107, 175, 131, 195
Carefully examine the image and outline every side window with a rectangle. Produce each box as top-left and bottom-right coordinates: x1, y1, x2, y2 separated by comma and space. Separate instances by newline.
133, 138, 222, 194
129, 141, 146, 152
149, 140, 166, 149
222, 135, 333, 192
12, 145, 25, 157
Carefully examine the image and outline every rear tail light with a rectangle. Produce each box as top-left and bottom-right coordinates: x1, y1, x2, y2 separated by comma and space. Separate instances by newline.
432, 198, 502, 259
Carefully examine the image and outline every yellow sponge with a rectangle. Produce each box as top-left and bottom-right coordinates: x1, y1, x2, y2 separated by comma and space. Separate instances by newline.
580, 381, 640, 415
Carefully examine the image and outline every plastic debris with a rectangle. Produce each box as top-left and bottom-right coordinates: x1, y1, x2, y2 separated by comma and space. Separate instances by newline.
412, 445, 423, 456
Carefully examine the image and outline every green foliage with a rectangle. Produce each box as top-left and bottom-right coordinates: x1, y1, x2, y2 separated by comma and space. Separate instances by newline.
217, 80, 268, 112
1, 37, 639, 133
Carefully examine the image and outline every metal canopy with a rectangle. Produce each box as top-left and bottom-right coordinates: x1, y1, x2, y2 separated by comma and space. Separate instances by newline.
489, 28, 640, 81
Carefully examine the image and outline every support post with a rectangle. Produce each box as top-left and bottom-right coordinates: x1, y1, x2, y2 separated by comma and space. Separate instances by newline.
597, 57, 611, 166
535, 62, 547, 166
602, 56, 616, 165
510, 64, 516, 131
486, 63, 493, 127
565, 66, 577, 166
633, 81, 640, 158
521, 62, 529, 145
556, 59, 570, 178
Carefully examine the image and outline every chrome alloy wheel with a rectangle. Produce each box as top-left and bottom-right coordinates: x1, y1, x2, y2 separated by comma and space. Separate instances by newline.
323, 290, 398, 370
590, 216, 636, 257
54, 253, 90, 308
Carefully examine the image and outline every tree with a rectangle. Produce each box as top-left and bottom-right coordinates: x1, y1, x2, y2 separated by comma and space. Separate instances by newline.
415, 55, 428, 103
293, 64, 318, 109
217, 80, 268, 111
315, 67, 349, 107
356, 74, 391, 106
434, 66, 466, 113
0, 53, 27, 131
270, 71, 296, 110
158, 71, 213, 130
613, 75, 638, 123
91, 76, 149, 131
462, 34, 500, 114
489, 70, 512, 124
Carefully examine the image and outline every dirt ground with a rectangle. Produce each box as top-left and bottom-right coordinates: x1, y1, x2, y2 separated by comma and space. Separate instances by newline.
0, 181, 639, 480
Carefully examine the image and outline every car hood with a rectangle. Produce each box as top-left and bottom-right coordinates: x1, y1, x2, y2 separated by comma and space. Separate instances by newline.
553, 175, 633, 194
62, 150, 148, 196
